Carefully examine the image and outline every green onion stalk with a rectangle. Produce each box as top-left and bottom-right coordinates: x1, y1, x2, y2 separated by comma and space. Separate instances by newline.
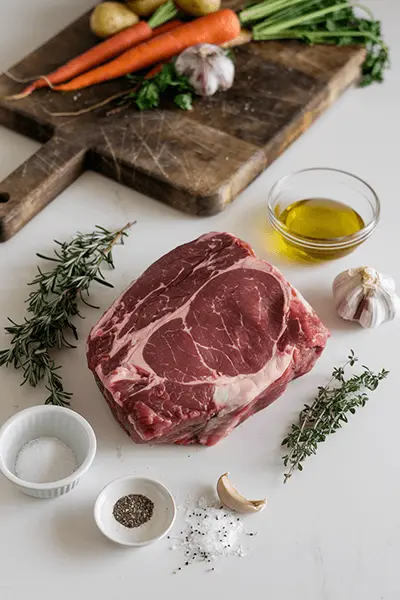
239, 0, 389, 86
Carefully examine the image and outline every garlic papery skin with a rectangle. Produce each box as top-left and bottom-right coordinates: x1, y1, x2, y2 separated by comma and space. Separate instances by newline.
175, 44, 235, 97
333, 267, 400, 328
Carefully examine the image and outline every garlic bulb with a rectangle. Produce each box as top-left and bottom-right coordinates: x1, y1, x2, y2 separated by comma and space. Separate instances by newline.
175, 44, 235, 97
333, 267, 400, 328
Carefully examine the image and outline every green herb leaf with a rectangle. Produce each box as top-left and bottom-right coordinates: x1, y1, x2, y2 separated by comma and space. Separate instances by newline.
282, 352, 389, 483
245, 0, 389, 86
125, 62, 195, 111
156, 63, 175, 90
174, 93, 193, 111
136, 81, 160, 110
0, 224, 133, 406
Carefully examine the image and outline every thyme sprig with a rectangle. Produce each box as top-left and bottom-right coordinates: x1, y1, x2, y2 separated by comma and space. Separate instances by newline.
282, 351, 389, 482
0, 223, 132, 406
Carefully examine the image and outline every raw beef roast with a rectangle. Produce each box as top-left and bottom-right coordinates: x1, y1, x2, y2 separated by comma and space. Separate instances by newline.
87, 233, 329, 446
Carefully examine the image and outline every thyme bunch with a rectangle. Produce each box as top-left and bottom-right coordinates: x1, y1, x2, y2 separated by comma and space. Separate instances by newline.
282, 351, 389, 482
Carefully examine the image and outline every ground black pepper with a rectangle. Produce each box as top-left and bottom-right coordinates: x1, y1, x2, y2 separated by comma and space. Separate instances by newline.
113, 494, 154, 529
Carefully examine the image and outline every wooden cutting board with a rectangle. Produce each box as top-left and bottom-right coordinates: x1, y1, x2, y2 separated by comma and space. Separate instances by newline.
0, 6, 365, 242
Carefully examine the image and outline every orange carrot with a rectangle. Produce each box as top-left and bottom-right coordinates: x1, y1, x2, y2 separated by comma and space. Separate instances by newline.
9, 20, 182, 100
54, 10, 241, 92
145, 62, 166, 78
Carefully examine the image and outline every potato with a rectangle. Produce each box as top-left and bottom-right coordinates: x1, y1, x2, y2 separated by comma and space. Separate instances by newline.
175, 0, 220, 16
90, 2, 139, 38
126, 0, 168, 18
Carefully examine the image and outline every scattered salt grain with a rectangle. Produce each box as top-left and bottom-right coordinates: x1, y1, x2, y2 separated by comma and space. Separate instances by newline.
172, 497, 256, 569
15, 436, 78, 483
116, 443, 123, 460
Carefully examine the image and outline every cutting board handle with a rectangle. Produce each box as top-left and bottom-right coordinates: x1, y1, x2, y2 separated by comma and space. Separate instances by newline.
0, 136, 86, 242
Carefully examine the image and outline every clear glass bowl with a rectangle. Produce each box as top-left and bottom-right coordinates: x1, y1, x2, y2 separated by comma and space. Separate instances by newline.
267, 168, 380, 260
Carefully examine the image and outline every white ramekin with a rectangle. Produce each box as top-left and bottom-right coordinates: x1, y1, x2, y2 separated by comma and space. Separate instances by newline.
0, 405, 97, 499
94, 476, 176, 546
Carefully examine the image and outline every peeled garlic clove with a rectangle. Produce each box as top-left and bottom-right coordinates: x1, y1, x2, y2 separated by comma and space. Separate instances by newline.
333, 267, 400, 328
217, 473, 267, 513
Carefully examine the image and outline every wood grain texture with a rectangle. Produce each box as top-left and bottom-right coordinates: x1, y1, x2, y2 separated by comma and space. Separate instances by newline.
0, 9, 366, 241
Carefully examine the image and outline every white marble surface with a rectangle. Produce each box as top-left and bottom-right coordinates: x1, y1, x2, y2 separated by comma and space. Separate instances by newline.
1, 1, 399, 599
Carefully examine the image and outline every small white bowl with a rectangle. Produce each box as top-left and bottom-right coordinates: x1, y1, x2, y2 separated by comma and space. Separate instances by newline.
94, 476, 176, 547
0, 405, 97, 499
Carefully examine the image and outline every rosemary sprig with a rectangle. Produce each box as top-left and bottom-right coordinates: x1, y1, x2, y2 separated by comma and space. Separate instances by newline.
0, 223, 133, 406
282, 350, 389, 483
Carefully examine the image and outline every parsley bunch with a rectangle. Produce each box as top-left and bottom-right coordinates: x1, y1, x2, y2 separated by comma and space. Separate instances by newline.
125, 63, 194, 111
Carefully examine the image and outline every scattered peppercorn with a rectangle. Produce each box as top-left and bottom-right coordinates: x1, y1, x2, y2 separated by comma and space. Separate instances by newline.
173, 500, 255, 571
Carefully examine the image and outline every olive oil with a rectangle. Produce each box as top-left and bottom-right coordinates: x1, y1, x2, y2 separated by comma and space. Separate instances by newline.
275, 198, 365, 261
279, 198, 364, 239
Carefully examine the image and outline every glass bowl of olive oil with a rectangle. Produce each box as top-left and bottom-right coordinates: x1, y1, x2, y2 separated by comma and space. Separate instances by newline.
267, 168, 380, 261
